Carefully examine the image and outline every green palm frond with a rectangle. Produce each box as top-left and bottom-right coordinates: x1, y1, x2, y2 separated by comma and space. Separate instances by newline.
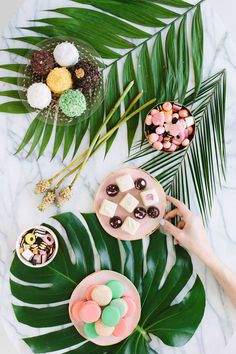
129, 71, 226, 223
10, 212, 205, 353
0, 0, 204, 159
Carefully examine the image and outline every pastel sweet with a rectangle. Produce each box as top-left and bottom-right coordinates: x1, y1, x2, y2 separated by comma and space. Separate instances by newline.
113, 318, 129, 337
110, 299, 128, 317
164, 114, 172, 123
145, 115, 152, 125
42, 234, 55, 246
99, 199, 117, 217
182, 138, 190, 147
179, 109, 189, 118
123, 296, 136, 317
172, 131, 185, 145
24, 233, 36, 245
173, 103, 182, 111
156, 126, 165, 135
148, 133, 158, 143
53, 42, 79, 67
79, 301, 101, 323
153, 141, 163, 150
95, 320, 115, 336
169, 124, 181, 137
140, 189, 159, 207
91, 285, 112, 306
22, 249, 34, 261
119, 193, 139, 213
27, 83, 52, 110
163, 101, 172, 111
86, 284, 98, 300
84, 322, 98, 339
151, 109, 159, 115
152, 111, 165, 125
116, 174, 134, 192
106, 280, 124, 299
185, 116, 195, 127
121, 216, 140, 236
101, 305, 121, 327
71, 300, 85, 320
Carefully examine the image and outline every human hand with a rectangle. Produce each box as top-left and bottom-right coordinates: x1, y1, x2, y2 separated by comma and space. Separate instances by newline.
161, 196, 213, 262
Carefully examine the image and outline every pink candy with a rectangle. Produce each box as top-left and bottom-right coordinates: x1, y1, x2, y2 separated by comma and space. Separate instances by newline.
172, 131, 185, 145
169, 124, 181, 137
156, 126, 165, 135
152, 111, 165, 126
179, 109, 189, 118
153, 141, 163, 150
145, 115, 152, 126
164, 114, 172, 123
148, 133, 158, 143
163, 101, 172, 111
182, 138, 190, 147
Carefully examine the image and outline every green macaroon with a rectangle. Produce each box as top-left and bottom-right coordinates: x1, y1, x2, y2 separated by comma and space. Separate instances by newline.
101, 305, 120, 327
106, 280, 124, 299
59, 89, 86, 118
83, 322, 98, 339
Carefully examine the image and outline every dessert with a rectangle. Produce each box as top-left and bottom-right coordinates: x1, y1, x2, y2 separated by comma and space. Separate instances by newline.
95, 168, 166, 240
69, 270, 141, 346
27, 82, 52, 109
59, 89, 86, 117
119, 193, 139, 213
16, 226, 58, 268
53, 42, 79, 67
91, 285, 112, 306
99, 199, 117, 218
31, 50, 55, 76
46, 67, 73, 95
145, 102, 195, 152
72, 59, 101, 93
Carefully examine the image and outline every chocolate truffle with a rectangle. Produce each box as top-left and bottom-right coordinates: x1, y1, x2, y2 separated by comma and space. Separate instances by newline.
46, 67, 73, 95
109, 216, 122, 229
31, 50, 55, 76
72, 59, 100, 93
134, 207, 147, 220
59, 89, 86, 118
147, 206, 160, 218
106, 184, 119, 197
134, 178, 147, 190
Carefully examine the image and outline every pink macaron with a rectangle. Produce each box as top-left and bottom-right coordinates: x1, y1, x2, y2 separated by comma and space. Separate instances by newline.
113, 318, 130, 337
71, 300, 85, 321
123, 296, 136, 317
148, 133, 159, 143
86, 284, 99, 301
179, 109, 189, 118
79, 301, 101, 323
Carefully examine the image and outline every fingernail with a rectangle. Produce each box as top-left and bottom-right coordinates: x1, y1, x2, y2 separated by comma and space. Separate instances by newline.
159, 219, 165, 226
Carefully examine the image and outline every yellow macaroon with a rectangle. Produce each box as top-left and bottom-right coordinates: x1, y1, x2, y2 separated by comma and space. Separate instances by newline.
46, 67, 72, 95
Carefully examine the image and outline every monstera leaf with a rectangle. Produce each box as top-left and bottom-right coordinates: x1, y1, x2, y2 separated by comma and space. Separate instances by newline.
10, 212, 205, 353
0, 0, 204, 159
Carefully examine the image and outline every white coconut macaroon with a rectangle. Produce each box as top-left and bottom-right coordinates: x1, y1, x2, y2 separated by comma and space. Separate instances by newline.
27, 82, 52, 109
53, 42, 79, 67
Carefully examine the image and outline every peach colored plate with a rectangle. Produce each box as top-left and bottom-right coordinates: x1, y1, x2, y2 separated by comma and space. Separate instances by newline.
69, 270, 141, 346
94, 167, 166, 241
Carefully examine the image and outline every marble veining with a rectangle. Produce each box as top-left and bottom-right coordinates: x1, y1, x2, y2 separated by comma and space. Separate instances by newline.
0, 1, 236, 353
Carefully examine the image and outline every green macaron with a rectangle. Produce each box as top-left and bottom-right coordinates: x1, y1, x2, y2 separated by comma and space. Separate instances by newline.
101, 305, 120, 327
106, 280, 124, 299
83, 322, 98, 339
110, 298, 128, 317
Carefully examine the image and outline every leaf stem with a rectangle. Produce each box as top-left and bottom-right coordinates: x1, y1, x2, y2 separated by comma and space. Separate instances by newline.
135, 325, 151, 342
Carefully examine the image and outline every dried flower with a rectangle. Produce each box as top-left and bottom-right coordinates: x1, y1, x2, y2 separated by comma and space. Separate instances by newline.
38, 190, 56, 211
35, 179, 52, 194
56, 186, 73, 207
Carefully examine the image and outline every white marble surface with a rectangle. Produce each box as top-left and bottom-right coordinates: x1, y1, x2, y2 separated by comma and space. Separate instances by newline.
0, 0, 236, 353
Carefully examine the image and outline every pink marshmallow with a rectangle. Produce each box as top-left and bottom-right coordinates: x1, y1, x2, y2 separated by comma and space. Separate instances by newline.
148, 133, 158, 143
172, 131, 185, 145
173, 103, 182, 112
153, 141, 163, 151
163, 141, 171, 149
182, 138, 190, 147
152, 111, 165, 126
184, 129, 189, 138
156, 126, 165, 135
151, 109, 159, 116
163, 102, 172, 111
179, 109, 189, 118
158, 135, 163, 142
169, 124, 181, 137
188, 126, 194, 135
165, 143, 177, 152
178, 119, 187, 129
172, 113, 179, 119
145, 115, 152, 126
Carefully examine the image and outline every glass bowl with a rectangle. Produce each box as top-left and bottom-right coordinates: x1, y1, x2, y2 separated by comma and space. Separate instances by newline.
18, 37, 105, 126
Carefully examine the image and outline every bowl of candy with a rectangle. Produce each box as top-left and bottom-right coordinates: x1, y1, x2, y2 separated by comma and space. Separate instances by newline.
18, 37, 105, 126
16, 225, 58, 268
144, 101, 195, 152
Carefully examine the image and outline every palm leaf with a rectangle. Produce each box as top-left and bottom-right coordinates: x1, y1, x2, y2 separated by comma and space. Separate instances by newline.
10, 212, 205, 353
128, 70, 226, 223
0, 0, 204, 159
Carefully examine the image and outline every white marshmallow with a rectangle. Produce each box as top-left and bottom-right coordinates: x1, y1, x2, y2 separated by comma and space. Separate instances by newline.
99, 199, 117, 217
140, 189, 159, 207
22, 249, 34, 261
119, 193, 139, 213
185, 116, 194, 128
121, 217, 140, 236
116, 174, 134, 192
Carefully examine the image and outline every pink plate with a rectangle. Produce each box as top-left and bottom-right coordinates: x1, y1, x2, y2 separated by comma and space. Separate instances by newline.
69, 270, 141, 346
94, 167, 166, 240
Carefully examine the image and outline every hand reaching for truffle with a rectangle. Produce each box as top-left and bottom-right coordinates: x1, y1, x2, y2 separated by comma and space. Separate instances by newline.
160, 195, 236, 307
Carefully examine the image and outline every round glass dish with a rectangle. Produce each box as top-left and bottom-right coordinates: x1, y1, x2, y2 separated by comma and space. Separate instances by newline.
144, 101, 195, 153
18, 37, 105, 126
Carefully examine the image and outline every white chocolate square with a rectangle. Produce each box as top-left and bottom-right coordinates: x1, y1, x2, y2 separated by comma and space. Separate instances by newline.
22, 249, 34, 261
185, 116, 194, 128
140, 189, 159, 207
121, 216, 140, 236
116, 174, 134, 192
99, 199, 117, 217
119, 193, 139, 213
